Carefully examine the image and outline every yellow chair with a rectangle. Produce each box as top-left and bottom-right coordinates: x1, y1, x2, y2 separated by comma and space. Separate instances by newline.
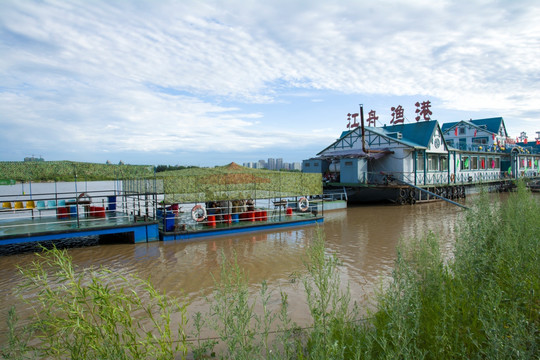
14, 201, 23, 209
2, 202, 11, 209
26, 200, 35, 209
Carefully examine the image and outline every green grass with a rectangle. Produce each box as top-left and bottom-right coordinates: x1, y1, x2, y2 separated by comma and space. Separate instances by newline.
0, 161, 153, 182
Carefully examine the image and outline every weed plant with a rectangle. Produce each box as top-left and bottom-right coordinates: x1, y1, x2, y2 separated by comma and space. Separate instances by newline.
357, 182, 539, 359
1, 247, 187, 359
194, 251, 290, 360
301, 227, 359, 359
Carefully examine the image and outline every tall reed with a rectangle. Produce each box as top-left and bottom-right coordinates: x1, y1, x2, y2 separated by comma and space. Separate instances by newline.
358, 182, 539, 359
301, 227, 359, 359
3, 247, 188, 359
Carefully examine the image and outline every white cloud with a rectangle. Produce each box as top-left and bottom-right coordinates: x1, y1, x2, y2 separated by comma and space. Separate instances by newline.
1, 0, 539, 164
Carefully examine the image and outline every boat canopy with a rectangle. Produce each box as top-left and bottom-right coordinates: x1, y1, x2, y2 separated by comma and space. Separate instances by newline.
316, 149, 393, 161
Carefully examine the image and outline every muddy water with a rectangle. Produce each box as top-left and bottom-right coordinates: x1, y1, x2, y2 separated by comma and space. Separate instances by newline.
0, 199, 466, 343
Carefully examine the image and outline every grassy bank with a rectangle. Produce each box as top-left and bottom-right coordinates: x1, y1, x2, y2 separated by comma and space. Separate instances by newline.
356, 181, 539, 359
2, 182, 538, 359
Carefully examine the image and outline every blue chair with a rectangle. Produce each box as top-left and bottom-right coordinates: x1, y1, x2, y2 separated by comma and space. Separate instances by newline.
58, 199, 66, 207
47, 200, 57, 209
36, 201, 47, 216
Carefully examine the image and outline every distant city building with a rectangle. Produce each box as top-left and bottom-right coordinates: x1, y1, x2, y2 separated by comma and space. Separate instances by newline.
24, 156, 44, 162
243, 162, 258, 168
241, 158, 301, 170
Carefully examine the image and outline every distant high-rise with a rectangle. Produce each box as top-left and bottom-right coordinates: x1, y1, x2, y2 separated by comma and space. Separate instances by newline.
240, 158, 300, 171
291, 162, 301, 171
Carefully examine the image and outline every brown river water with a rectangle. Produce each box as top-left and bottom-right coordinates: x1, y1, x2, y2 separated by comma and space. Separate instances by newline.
0, 199, 470, 345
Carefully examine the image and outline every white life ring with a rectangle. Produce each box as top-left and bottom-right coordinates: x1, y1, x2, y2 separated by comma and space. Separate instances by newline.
191, 204, 207, 222
78, 192, 91, 201
298, 197, 309, 212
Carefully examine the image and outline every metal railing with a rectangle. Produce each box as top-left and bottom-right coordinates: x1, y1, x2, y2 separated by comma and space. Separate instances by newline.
154, 196, 323, 233
0, 187, 153, 236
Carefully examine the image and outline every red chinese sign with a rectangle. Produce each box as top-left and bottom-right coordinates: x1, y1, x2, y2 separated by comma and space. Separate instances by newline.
415, 100, 432, 121
346, 113, 359, 129
367, 110, 378, 126
390, 105, 404, 124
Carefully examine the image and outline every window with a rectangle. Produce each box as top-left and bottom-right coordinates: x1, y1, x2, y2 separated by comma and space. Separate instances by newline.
305, 163, 310, 167
462, 156, 469, 170
471, 157, 478, 170
487, 157, 500, 169
459, 127, 466, 135
440, 156, 448, 171
472, 137, 488, 145
446, 139, 454, 147
479, 157, 486, 169
428, 154, 440, 171
344, 161, 353, 166
416, 152, 424, 171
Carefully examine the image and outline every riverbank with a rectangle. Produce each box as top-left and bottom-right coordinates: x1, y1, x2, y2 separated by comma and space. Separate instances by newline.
1, 183, 538, 359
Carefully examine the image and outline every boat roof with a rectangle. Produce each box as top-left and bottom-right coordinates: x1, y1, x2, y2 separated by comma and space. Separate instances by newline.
377, 120, 440, 148
319, 120, 443, 156
441, 117, 505, 135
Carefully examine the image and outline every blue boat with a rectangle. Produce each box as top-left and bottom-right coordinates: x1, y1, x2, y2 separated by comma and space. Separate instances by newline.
0, 165, 324, 247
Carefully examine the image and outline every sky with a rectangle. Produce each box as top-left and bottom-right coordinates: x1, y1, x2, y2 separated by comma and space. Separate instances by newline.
1, 0, 539, 167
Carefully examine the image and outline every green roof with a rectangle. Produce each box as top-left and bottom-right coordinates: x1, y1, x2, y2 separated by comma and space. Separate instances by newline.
441, 117, 505, 135
377, 120, 439, 148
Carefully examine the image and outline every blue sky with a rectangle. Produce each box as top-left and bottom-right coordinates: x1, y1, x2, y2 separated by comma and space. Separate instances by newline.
1, 0, 539, 167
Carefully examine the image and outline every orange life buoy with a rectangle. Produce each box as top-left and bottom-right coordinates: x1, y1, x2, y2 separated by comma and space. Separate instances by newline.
191, 204, 207, 222
298, 197, 309, 212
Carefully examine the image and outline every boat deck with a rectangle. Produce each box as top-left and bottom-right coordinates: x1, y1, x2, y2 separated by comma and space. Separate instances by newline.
159, 211, 323, 241
0, 209, 323, 245
0, 211, 157, 245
